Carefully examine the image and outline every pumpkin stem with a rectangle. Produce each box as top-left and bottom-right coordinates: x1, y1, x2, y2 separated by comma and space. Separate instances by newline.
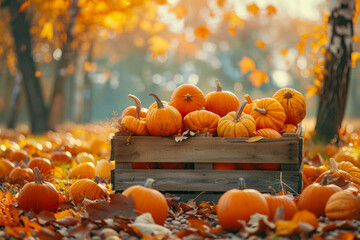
233, 102, 247, 123
94, 175, 100, 184
149, 93, 164, 109
25, 156, 30, 165
144, 178, 155, 188
185, 94, 192, 102
128, 94, 142, 119
238, 177, 246, 189
283, 90, 293, 99
244, 94, 253, 104
329, 158, 338, 171
33, 167, 45, 184
254, 107, 267, 115
268, 186, 277, 196
215, 79, 222, 92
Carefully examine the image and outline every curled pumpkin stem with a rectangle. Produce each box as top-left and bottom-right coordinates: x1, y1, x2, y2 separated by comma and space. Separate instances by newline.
254, 107, 267, 115
233, 102, 247, 123
244, 94, 253, 104
128, 94, 142, 119
144, 178, 155, 188
33, 167, 44, 184
149, 93, 164, 109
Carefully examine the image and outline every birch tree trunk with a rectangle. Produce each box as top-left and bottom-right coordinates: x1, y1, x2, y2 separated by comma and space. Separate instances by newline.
314, 0, 354, 143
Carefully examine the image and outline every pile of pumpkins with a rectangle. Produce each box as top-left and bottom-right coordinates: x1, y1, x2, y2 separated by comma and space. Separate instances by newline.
118, 80, 306, 170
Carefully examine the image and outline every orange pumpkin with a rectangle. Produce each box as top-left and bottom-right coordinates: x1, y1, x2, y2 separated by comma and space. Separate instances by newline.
315, 158, 353, 187
282, 124, 297, 134
333, 151, 357, 166
50, 151, 73, 165
213, 163, 237, 170
243, 94, 258, 114
9, 149, 28, 163
325, 190, 360, 220
27, 157, 53, 177
255, 128, 282, 138
76, 152, 95, 164
122, 178, 168, 225
217, 102, 256, 137
0, 159, 15, 181
95, 160, 115, 180
236, 163, 256, 170
183, 109, 220, 135
250, 98, 286, 131
68, 162, 96, 179
120, 95, 148, 119
9, 166, 34, 185
169, 84, 206, 118
121, 95, 149, 136
292, 210, 319, 229
70, 177, 108, 204
148, 100, 168, 111
18, 167, 59, 212
272, 88, 306, 125
337, 161, 360, 185
302, 164, 328, 187
263, 194, 297, 221
157, 162, 185, 169
205, 80, 240, 117
146, 93, 182, 136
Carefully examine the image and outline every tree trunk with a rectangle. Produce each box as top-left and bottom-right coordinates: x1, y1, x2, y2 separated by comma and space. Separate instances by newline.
9, 0, 48, 133
314, 0, 354, 143
48, 0, 79, 129
7, 73, 22, 129
83, 43, 94, 123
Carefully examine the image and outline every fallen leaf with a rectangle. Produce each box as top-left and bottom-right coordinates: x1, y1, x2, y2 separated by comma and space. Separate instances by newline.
217, 0, 226, 8
129, 213, 171, 237
37, 211, 56, 225
175, 129, 195, 142
56, 217, 80, 227
68, 220, 97, 240
247, 3, 259, 16
254, 40, 266, 51
170, 5, 188, 19
281, 48, 288, 57
55, 209, 75, 219
187, 218, 215, 238
276, 220, 298, 235
194, 25, 211, 41
148, 36, 170, 58
266, 5, 277, 16
37, 227, 63, 240
351, 52, 360, 67
246, 136, 264, 143
238, 56, 256, 74
246, 213, 275, 235
249, 70, 269, 88
40, 22, 53, 40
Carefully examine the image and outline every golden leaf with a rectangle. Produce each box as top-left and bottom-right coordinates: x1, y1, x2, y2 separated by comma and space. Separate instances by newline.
148, 35, 170, 58
254, 40, 266, 51
266, 5, 277, 16
296, 41, 306, 55
306, 85, 319, 98
55, 209, 75, 220
281, 48, 288, 57
351, 52, 360, 67
249, 70, 269, 88
194, 26, 211, 41
247, 3, 259, 16
238, 56, 256, 74
171, 5, 188, 19
246, 136, 264, 143
223, 12, 245, 30
228, 27, 237, 35
40, 22, 53, 40
276, 220, 298, 236
217, 0, 226, 8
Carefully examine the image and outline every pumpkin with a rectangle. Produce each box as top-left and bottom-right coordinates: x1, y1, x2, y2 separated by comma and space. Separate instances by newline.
217, 102, 256, 137
9, 166, 34, 185
282, 124, 297, 134
122, 178, 168, 225
205, 79, 240, 117
9, 149, 28, 163
121, 95, 149, 136
157, 162, 185, 169
120, 95, 148, 119
325, 190, 360, 220
298, 178, 342, 217
217, 187, 270, 231
133, 162, 157, 169
263, 194, 297, 221
18, 167, 59, 212
243, 94, 258, 114
302, 164, 328, 187
70, 177, 108, 204
95, 159, 115, 180
146, 93, 182, 136
255, 128, 282, 138
236, 163, 257, 170
76, 152, 95, 164
292, 210, 319, 229
0, 159, 15, 181
183, 109, 220, 135
213, 163, 237, 170
337, 161, 360, 185
169, 84, 206, 118
333, 151, 357, 166
272, 88, 306, 125
315, 158, 353, 187
69, 162, 96, 179
26, 157, 53, 177
148, 100, 168, 111
50, 151, 73, 165
250, 98, 286, 131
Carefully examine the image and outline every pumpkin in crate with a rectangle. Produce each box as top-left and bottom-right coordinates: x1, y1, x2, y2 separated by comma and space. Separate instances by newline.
170, 84, 206, 118
325, 190, 360, 220
9, 166, 34, 185
254, 128, 281, 170
282, 124, 297, 134
68, 162, 96, 179
26, 157, 53, 177
272, 88, 306, 125
146, 94, 182, 136
183, 109, 220, 135
243, 94, 258, 114
120, 95, 148, 120
70, 177, 108, 204
18, 167, 59, 213
213, 163, 237, 170
250, 98, 286, 131
217, 102, 256, 137
122, 178, 168, 225
205, 79, 240, 117
121, 95, 149, 136
0, 159, 15, 181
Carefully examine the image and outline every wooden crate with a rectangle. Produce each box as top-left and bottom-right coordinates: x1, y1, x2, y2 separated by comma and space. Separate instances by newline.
111, 126, 304, 197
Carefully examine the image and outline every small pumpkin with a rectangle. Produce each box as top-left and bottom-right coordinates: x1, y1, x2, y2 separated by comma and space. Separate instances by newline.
121, 95, 149, 136
337, 161, 360, 185
9, 166, 34, 185
133, 162, 157, 169
0, 159, 15, 181
122, 178, 168, 225
333, 151, 357, 166
68, 162, 96, 179
120, 95, 148, 119
243, 94, 258, 114
50, 151, 73, 165
325, 190, 360, 220
18, 167, 59, 212
213, 163, 237, 170
9, 149, 28, 163
255, 128, 282, 138
250, 98, 286, 131
146, 93, 182, 136
302, 164, 328, 187
272, 88, 306, 125
70, 176, 108, 204
169, 84, 206, 118
205, 79, 240, 117
76, 152, 95, 164
282, 124, 297, 134
236, 163, 257, 170
217, 102, 256, 137
263, 194, 297, 221
157, 162, 185, 169
95, 159, 115, 180
183, 109, 220, 135
292, 210, 319, 229
315, 158, 353, 187
26, 157, 53, 177
298, 178, 342, 217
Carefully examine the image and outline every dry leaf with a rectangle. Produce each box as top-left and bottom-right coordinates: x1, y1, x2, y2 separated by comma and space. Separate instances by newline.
40, 22, 53, 40
37, 227, 63, 240
170, 5, 188, 19
68, 220, 97, 240
247, 3, 260, 16
266, 5, 277, 16
238, 56, 256, 74
276, 220, 298, 235
129, 213, 171, 237
351, 52, 360, 67
281, 48, 288, 57
246, 136, 264, 143
148, 36, 170, 58
249, 70, 269, 88
194, 25, 211, 41
254, 40, 266, 51
175, 129, 195, 142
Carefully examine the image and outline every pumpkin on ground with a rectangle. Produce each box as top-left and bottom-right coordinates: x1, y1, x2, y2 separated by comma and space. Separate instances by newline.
122, 178, 168, 225
9, 149, 28, 163
325, 189, 360, 220
76, 152, 95, 164
169, 84, 206, 118
337, 161, 360, 185
70, 177, 108, 204
68, 162, 96, 179
315, 158, 353, 187
183, 109, 220, 135
243, 94, 258, 114
121, 95, 149, 136
263, 194, 297, 221
0, 159, 15, 181
50, 151, 73, 165
217, 102, 256, 137
205, 79, 240, 117
9, 166, 34, 185
26, 157, 53, 177
95, 159, 115, 180
18, 167, 59, 212
250, 98, 286, 131
146, 93, 182, 136
272, 88, 306, 125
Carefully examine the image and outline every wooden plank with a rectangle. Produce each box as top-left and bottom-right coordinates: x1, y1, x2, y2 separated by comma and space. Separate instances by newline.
112, 169, 300, 193
194, 163, 213, 169
111, 136, 300, 164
